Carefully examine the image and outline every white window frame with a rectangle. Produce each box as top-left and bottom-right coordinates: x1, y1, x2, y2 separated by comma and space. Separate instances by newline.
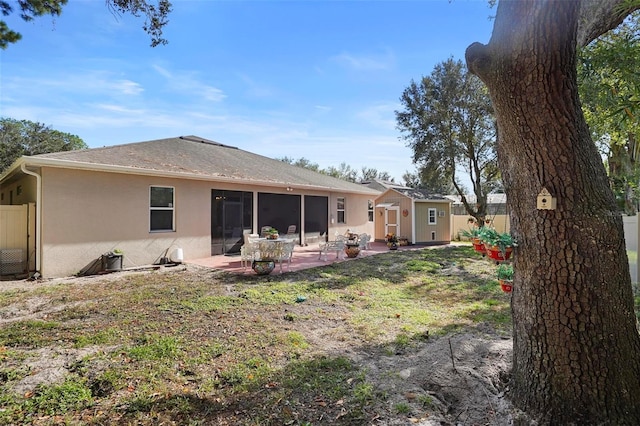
150, 186, 175, 232
367, 200, 374, 222
337, 197, 346, 224
428, 208, 437, 225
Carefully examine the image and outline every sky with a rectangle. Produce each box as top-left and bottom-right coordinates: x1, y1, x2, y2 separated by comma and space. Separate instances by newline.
0, 0, 495, 183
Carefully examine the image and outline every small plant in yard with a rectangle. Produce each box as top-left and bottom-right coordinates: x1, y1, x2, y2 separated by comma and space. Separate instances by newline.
394, 401, 412, 414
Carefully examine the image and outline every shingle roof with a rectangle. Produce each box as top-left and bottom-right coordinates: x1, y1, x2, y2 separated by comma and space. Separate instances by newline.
27, 135, 379, 195
394, 188, 451, 201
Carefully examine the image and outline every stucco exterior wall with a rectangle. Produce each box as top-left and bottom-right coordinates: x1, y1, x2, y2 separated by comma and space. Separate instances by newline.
328, 193, 375, 238
39, 168, 213, 277
0, 174, 37, 206
35, 167, 376, 277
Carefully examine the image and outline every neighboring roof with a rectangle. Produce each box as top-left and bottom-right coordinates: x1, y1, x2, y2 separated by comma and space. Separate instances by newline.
445, 193, 507, 205
4, 135, 379, 195
377, 188, 452, 202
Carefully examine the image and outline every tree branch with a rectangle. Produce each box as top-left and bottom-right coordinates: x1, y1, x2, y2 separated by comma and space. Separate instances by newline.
577, 0, 640, 47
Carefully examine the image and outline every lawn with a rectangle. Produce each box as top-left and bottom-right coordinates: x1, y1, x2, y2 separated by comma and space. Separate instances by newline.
1, 245, 514, 425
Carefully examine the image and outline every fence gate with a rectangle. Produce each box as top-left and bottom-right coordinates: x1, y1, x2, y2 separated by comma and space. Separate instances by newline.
0, 204, 32, 275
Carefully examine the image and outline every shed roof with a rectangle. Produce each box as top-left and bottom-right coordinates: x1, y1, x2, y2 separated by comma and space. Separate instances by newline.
6, 135, 380, 195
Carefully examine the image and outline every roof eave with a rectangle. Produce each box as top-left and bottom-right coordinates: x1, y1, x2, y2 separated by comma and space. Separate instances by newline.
18, 157, 379, 195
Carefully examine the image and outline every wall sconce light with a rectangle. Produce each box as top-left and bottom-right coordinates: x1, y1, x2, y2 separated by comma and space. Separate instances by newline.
286, 187, 293, 192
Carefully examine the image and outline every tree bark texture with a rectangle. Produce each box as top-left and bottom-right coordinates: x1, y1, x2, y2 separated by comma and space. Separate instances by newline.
466, 1, 640, 423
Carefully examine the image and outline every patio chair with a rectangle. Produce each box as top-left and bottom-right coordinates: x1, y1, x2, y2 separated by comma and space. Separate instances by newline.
358, 233, 370, 250
240, 233, 261, 269
275, 240, 295, 272
318, 235, 346, 261
286, 225, 296, 235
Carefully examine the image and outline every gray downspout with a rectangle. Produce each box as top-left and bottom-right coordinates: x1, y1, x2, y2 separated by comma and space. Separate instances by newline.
20, 163, 41, 275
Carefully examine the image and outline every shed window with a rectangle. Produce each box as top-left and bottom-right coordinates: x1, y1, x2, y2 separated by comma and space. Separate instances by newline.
150, 186, 175, 232
337, 197, 346, 224
368, 200, 374, 222
428, 208, 437, 225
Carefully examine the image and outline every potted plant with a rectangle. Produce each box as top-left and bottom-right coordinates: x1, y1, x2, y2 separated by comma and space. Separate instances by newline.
497, 263, 513, 293
461, 226, 486, 255
481, 229, 513, 262
385, 233, 398, 250
263, 226, 280, 240
102, 249, 124, 271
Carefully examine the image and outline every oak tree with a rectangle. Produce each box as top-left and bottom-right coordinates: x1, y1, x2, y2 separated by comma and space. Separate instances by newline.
396, 58, 499, 224
466, 0, 640, 423
0, 118, 87, 173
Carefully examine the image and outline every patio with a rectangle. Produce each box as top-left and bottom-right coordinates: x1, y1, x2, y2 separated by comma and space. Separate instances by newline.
188, 241, 431, 275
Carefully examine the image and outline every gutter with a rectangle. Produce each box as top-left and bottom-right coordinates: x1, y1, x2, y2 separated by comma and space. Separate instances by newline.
20, 163, 41, 275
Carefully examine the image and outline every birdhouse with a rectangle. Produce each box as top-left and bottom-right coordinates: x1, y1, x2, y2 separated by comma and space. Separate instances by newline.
537, 187, 557, 210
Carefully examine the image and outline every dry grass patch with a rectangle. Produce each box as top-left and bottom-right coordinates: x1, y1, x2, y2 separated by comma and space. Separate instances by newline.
0, 245, 515, 425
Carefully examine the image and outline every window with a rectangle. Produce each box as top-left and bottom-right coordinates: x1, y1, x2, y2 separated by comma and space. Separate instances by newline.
337, 197, 346, 224
150, 186, 175, 232
368, 200, 374, 222
428, 208, 437, 225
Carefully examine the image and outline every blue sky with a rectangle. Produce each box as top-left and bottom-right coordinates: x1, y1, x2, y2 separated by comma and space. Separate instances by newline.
1, 0, 495, 183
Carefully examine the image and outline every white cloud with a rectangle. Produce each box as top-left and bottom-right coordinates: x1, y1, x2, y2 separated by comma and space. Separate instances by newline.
331, 49, 395, 71
152, 63, 227, 102
112, 80, 144, 95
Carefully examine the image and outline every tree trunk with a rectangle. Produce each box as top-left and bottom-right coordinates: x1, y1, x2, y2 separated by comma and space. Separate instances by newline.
466, 1, 640, 423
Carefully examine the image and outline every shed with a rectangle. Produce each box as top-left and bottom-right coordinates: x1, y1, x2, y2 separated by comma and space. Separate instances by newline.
374, 188, 452, 245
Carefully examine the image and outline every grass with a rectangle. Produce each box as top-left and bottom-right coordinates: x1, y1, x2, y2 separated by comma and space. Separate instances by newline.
0, 245, 509, 425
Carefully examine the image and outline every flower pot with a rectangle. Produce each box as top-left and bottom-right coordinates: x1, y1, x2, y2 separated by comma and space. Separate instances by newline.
344, 244, 360, 258
388, 242, 398, 250
499, 279, 513, 293
266, 234, 279, 240
472, 238, 486, 255
252, 259, 275, 275
486, 245, 512, 262
102, 253, 123, 271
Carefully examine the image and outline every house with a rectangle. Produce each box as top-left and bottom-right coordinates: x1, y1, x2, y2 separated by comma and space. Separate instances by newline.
374, 188, 452, 245
0, 136, 381, 278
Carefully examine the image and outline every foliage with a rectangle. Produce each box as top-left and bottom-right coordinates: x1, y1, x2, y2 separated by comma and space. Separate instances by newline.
403, 167, 455, 193
0, 118, 87, 173
277, 156, 395, 184
385, 233, 398, 243
460, 226, 482, 240
262, 226, 279, 235
578, 12, 640, 214
395, 58, 499, 222
0, 0, 171, 49
478, 228, 512, 255
496, 264, 513, 281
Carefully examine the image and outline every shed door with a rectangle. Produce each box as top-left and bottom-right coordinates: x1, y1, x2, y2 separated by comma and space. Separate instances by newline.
385, 207, 400, 238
